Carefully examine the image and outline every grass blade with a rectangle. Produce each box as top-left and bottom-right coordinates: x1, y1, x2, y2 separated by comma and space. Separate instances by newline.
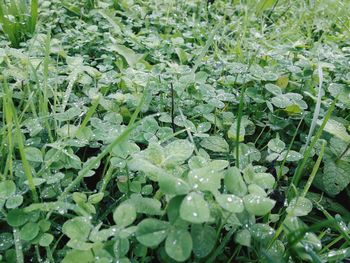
304, 63, 323, 150
290, 99, 336, 193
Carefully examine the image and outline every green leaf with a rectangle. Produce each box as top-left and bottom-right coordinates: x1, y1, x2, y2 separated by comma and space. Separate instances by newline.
235, 229, 251, 247
224, 167, 247, 197
128, 158, 166, 181
62, 217, 92, 241
268, 138, 285, 153
39, 233, 54, 247
0, 232, 13, 251
88, 193, 104, 204
129, 194, 163, 216
264, 83, 282, 95
243, 194, 276, 216
207, 160, 230, 171
191, 224, 216, 258
20, 222, 39, 241
110, 44, 144, 67
167, 196, 186, 225
328, 83, 350, 107
286, 197, 313, 217
248, 184, 267, 196
159, 174, 190, 195
320, 119, 350, 142
200, 136, 229, 153
188, 167, 222, 193
228, 117, 254, 142
250, 223, 275, 243
163, 140, 194, 166
136, 218, 169, 247
114, 238, 130, 258
320, 157, 350, 195
113, 203, 137, 228
165, 228, 192, 262
278, 150, 303, 162
228, 122, 245, 142
215, 194, 244, 213
252, 173, 275, 189
5, 195, 23, 209
180, 192, 210, 223
73, 192, 87, 204
24, 147, 43, 162
62, 249, 94, 263
7, 209, 28, 227
0, 180, 16, 199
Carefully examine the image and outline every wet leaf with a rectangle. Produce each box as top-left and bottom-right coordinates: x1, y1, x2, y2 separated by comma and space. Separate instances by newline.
0, 180, 16, 199
243, 194, 276, 216
191, 224, 216, 258
235, 229, 251, 247
225, 167, 247, 197
7, 209, 28, 227
39, 233, 54, 247
200, 136, 229, 153
113, 203, 137, 228
180, 192, 210, 223
20, 222, 40, 241
165, 228, 192, 261
286, 197, 313, 216
136, 218, 169, 247
216, 194, 244, 213
62, 217, 92, 241
159, 175, 190, 195
268, 138, 285, 153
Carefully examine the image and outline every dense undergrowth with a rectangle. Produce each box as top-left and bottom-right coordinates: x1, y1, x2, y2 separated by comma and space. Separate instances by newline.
0, 0, 350, 262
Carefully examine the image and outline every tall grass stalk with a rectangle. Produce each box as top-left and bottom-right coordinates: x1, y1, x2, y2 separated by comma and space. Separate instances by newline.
3, 79, 38, 202
290, 99, 336, 192
301, 140, 326, 197
304, 63, 323, 150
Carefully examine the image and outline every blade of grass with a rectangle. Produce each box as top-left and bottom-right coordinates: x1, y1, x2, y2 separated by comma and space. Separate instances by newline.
289, 99, 336, 193
315, 202, 350, 244
3, 90, 14, 179
13, 228, 24, 263
304, 62, 323, 150
235, 84, 246, 169
3, 78, 38, 202
29, 0, 38, 34
76, 96, 100, 137
301, 140, 326, 197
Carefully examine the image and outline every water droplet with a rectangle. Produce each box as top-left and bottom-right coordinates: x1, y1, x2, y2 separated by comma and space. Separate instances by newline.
193, 212, 198, 217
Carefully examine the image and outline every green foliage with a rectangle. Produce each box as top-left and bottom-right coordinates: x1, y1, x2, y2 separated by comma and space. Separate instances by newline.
0, 0, 38, 47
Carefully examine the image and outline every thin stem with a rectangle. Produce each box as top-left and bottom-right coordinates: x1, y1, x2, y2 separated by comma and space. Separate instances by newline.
302, 140, 326, 197
13, 228, 24, 263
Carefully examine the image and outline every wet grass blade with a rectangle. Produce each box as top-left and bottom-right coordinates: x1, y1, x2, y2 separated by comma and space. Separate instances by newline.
290, 99, 336, 193
304, 63, 323, 150
301, 140, 326, 197
3, 78, 38, 202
